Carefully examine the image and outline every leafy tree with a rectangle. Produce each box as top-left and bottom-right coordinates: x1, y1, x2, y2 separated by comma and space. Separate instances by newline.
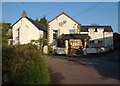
35, 18, 39, 23
1, 23, 11, 45
85, 36, 91, 48
35, 16, 48, 28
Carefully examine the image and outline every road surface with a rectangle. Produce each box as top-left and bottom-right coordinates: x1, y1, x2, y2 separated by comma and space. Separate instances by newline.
46, 56, 119, 84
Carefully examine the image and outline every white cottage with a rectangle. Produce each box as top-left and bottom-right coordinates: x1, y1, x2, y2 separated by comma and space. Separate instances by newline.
12, 11, 47, 45
81, 26, 113, 49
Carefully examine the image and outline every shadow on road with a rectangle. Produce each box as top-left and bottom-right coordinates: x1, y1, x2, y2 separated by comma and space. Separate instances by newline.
49, 67, 65, 84
78, 58, 120, 81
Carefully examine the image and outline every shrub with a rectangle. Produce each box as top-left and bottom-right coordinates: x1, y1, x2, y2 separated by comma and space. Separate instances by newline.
48, 45, 53, 54
56, 38, 65, 48
2, 44, 50, 85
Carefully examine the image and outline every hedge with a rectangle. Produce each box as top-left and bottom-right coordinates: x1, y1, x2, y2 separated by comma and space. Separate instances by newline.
2, 44, 50, 85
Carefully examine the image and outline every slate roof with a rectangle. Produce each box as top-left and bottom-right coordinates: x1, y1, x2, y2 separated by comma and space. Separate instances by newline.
81, 26, 113, 32
11, 17, 47, 32
48, 12, 80, 25
48, 12, 113, 32
62, 34, 88, 40
113, 33, 120, 42
26, 17, 47, 32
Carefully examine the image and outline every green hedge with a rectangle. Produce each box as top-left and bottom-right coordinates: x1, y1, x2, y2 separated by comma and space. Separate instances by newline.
2, 44, 50, 85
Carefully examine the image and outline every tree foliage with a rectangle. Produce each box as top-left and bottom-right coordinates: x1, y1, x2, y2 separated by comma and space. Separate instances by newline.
57, 38, 65, 48
1, 23, 11, 45
77, 24, 81, 34
30, 37, 47, 52
35, 16, 48, 28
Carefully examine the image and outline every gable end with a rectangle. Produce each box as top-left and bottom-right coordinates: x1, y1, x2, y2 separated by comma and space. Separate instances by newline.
48, 12, 80, 25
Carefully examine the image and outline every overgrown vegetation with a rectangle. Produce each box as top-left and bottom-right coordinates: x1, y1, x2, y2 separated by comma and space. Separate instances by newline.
1, 23, 11, 45
2, 44, 50, 85
56, 38, 65, 48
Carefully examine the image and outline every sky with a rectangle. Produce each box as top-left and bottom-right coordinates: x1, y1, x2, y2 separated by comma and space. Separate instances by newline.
1, 2, 119, 33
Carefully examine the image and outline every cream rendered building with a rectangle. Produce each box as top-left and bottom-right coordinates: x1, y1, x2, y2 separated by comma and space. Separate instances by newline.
48, 12, 84, 49
48, 12, 114, 53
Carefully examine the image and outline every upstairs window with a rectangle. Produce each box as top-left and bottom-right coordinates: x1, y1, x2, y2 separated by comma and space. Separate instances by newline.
69, 29, 74, 34
94, 28, 97, 32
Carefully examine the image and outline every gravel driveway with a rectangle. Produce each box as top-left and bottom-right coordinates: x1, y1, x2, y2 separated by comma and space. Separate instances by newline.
46, 56, 119, 84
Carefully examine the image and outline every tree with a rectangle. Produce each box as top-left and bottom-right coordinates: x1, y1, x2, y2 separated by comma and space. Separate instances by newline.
1, 23, 11, 45
35, 18, 39, 23
85, 36, 91, 48
39, 16, 48, 28
35, 16, 48, 28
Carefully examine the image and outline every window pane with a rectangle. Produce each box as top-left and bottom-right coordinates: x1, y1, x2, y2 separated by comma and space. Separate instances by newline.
69, 29, 74, 34
92, 40, 94, 44
53, 30, 58, 39
98, 40, 100, 43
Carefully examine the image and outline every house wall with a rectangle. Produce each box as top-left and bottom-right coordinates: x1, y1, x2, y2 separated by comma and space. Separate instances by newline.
104, 32, 113, 49
80, 32, 88, 34
12, 18, 44, 45
88, 28, 104, 40
87, 28, 113, 49
48, 14, 79, 46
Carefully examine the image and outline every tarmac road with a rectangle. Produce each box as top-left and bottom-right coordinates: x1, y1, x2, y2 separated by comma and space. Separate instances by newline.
46, 56, 119, 84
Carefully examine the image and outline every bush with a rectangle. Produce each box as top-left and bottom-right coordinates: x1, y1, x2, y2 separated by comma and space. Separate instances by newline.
2, 44, 50, 85
56, 38, 65, 48
48, 45, 53, 54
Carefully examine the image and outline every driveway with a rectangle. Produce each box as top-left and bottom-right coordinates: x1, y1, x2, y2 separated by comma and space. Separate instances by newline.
46, 56, 119, 84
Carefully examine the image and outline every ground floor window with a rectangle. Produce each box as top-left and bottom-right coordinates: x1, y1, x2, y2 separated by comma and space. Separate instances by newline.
53, 30, 58, 39
89, 40, 94, 45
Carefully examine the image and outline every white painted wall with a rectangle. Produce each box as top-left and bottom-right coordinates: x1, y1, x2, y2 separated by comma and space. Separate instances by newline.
88, 28, 113, 49
88, 28, 104, 40
104, 32, 113, 49
12, 18, 44, 45
48, 14, 79, 46
80, 32, 88, 34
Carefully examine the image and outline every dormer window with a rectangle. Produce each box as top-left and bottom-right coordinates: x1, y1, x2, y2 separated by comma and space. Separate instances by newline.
94, 28, 97, 32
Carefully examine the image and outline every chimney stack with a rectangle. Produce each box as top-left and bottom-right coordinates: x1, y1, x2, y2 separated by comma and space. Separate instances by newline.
22, 10, 27, 18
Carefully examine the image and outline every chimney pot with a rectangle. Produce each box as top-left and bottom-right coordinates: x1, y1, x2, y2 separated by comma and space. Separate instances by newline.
22, 10, 27, 18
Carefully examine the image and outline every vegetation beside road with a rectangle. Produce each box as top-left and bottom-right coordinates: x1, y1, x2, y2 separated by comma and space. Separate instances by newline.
2, 44, 50, 84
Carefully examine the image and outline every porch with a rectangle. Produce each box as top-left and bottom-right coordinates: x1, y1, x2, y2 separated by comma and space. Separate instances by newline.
55, 34, 88, 55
